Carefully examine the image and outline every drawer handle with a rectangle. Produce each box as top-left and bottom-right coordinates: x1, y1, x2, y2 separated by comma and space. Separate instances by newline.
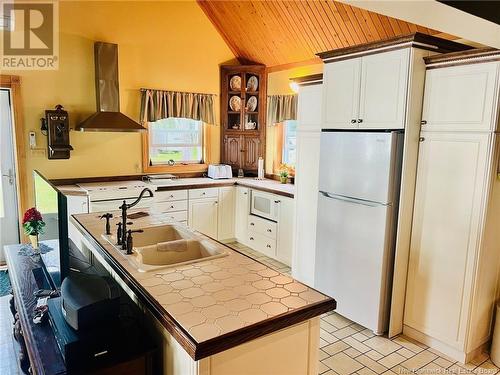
274, 200, 281, 204
267, 229, 272, 232
419, 137, 425, 142
202, 192, 206, 195
250, 237, 254, 241
357, 119, 363, 123
421, 120, 427, 125
170, 205, 174, 209
250, 222, 255, 226
266, 244, 271, 248
169, 194, 174, 198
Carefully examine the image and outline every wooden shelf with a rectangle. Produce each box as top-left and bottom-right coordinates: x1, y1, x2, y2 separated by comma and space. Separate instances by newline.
228, 111, 241, 115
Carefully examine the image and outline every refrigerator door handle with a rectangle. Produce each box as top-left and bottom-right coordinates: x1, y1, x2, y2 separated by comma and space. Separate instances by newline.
319, 191, 388, 208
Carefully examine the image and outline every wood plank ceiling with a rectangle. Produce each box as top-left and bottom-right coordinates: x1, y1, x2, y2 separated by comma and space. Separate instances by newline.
197, 0, 457, 71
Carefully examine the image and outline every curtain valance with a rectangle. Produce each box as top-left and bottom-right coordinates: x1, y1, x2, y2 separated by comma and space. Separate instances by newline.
267, 94, 298, 126
140, 89, 216, 125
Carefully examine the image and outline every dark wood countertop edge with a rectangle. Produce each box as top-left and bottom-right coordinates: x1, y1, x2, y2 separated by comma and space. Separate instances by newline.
70, 216, 333, 361
235, 181, 294, 198
317, 32, 473, 62
4, 246, 66, 375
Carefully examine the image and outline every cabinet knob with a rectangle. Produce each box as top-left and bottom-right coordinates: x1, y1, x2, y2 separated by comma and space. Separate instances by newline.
250, 222, 255, 226
267, 229, 272, 232
274, 200, 281, 204
243, 192, 247, 195
421, 120, 427, 125
357, 119, 363, 123
202, 192, 206, 195
170, 205, 174, 209
266, 244, 271, 248
419, 137, 425, 142
350, 119, 357, 124
250, 237, 254, 241
169, 194, 174, 198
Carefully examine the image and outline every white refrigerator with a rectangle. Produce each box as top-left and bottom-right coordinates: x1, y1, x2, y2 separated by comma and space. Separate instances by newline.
315, 131, 404, 334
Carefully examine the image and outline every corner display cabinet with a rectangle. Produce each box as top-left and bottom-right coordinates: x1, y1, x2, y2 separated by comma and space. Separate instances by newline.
220, 65, 267, 172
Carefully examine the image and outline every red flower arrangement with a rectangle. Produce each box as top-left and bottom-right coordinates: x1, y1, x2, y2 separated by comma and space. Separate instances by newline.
22, 207, 45, 236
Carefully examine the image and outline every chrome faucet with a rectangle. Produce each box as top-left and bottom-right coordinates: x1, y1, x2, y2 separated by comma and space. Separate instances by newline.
119, 188, 154, 250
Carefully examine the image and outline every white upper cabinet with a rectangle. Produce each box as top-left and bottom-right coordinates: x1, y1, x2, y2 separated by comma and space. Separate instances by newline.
358, 49, 409, 129
421, 62, 499, 132
323, 57, 361, 129
323, 49, 410, 130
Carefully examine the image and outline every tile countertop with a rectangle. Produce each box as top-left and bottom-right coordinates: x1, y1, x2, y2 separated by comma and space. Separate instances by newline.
71, 210, 334, 360
57, 177, 295, 198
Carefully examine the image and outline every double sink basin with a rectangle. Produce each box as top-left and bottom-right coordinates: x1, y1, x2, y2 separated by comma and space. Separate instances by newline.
103, 224, 228, 272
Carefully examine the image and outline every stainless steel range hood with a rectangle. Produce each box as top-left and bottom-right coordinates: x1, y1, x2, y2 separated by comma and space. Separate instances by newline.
77, 42, 146, 132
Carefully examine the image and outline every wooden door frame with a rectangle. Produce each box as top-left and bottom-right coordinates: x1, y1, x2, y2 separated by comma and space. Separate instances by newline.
1, 75, 28, 237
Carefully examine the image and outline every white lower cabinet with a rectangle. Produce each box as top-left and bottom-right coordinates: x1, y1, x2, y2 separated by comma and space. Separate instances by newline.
404, 131, 499, 362
188, 196, 218, 239
235, 186, 250, 245
217, 186, 235, 241
66, 195, 89, 248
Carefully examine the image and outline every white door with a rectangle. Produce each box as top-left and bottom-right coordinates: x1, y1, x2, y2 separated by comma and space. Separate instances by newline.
188, 198, 218, 239
421, 62, 499, 132
235, 187, 249, 245
217, 186, 235, 241
404, 131, 490, 349
323, 58, 361, 129
0, 89, 20, 262
315, 192, 394, 334
358, 49, 409, 129
276, 196, 294, 266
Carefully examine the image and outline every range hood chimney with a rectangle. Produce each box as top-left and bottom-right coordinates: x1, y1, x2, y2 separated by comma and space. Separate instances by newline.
77, 42, 146, 132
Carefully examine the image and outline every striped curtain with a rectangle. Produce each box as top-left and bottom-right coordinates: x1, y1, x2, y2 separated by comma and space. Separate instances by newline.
267, 94, 298, 126
140, 89, 216, 125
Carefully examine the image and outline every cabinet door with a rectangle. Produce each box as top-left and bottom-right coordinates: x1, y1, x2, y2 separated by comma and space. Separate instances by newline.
421, 62, 499, 132
323, 58, 361, 129
276, 196, 295, 266
217, 187, 235, 241
358, 49, 409, 129
242, 136, 262, 170
188, 198, 218, 239
292, 131, 320, 285
404, 131, 490, 349
235, 186, 250, 245
223, 135, 242, 168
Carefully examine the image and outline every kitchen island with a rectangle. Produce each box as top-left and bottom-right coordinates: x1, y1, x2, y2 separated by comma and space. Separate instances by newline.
71, 209, 335, 375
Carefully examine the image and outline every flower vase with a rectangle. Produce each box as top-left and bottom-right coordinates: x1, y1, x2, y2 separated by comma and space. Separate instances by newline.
279, 176, 288, 184
29, 235, 39, 253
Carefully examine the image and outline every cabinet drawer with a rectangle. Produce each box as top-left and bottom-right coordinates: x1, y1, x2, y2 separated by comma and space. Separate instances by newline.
189, 188, 219, 200
247, 231, 276, 258
162, 210, 188, 222
154, 189, 188, 203
247, 215, 277, 239
151, 200, 188, 213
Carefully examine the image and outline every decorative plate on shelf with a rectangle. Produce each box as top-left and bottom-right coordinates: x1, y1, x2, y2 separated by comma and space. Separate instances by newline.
230, 75, 241, 91
246, 96, 257, 112
229, 96, 241, 111
247, 76, 258, 92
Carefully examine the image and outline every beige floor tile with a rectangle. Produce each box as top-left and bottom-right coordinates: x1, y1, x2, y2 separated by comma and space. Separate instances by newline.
417, 361, 446, 374
448, 363, 476, 374
362, 329, 376, 338
364, 336, 402, 356
471, 352, 490, 367
319, 349, 330, 361
366, 350, 385, 361
323, 353, 364, 375
357, 367, 378, 375
396, 348, 417, 359
379, 353, 407, 369
350, 323, 366, 332
320, 338, 330, 348
343, 336, 371, 354
353, 332, 370, 342
356, 355, 389, 374
473, 360, 498, 375
427, 347, 459, 363
319, 361, 330, 374
433, 356, 455, 369
322, 328, 340, 343
400, 350, 438, 371
325, 313, 354, 329
344, 347, 362, 358
324, 341, 351, 356
334, 327, 359, 339
381, 371, 399, 375
392, 336, 427, 354
391, 364, 411, 375
324, 371, 340, 375
322, 319, 339, 333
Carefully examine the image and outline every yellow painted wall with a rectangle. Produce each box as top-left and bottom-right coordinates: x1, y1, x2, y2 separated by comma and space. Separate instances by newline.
265, 63, 323, 174
1, 1, 234, 203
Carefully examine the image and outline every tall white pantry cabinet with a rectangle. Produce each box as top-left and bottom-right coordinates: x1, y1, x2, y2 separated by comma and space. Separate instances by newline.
404, 50, 500, 363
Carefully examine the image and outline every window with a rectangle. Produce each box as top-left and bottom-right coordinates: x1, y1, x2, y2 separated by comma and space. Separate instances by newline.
148, 117, 203, 165
282, 120, 297, 167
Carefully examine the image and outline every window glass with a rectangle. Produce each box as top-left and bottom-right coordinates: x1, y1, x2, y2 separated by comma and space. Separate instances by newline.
282, 120, 297, 166
149, 118, 203, 164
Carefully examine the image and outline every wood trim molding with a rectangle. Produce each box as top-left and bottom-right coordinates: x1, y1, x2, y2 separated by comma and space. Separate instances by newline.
424, 48, 500, 68
290, 73, 323, 86
0, 75, 28, 236
266, 58, 322, 73
318, 32, 472, 63
141, 121, 210, 174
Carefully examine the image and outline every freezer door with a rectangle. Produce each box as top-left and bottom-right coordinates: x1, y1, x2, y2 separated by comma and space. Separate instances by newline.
319, 131, 402, 204
315, 192, 395, 334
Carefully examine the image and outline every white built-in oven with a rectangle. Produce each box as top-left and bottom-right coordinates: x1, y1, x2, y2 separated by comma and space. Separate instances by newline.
250, 190, 280, 222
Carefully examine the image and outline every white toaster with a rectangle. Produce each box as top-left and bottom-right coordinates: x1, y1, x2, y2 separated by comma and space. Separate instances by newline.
207, 164, 233, 179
